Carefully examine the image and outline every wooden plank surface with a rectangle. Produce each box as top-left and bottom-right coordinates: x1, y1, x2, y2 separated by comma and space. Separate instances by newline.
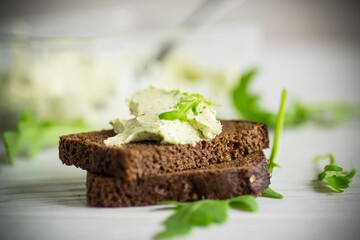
1, 123, 359, 240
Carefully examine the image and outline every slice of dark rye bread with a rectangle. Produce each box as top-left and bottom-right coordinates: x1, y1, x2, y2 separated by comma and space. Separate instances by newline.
59, 120, 269, 181
86, 151, 270, 207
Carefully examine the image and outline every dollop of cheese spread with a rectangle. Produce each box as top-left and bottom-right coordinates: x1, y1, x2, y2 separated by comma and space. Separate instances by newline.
104, 86, 222, 146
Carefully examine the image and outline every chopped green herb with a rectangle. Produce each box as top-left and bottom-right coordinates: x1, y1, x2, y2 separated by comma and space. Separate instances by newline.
2, 109, 91, 164
165, 89, 181, 96
232, 68, 360, 128
171, 89, 181, 96
158, 92, 219, 121
314, 153, 356, 192
156, 195, 258, 239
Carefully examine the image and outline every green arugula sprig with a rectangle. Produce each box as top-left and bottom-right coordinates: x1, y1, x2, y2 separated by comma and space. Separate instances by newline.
2, 109, 91, 164
156, 195, 258, 239
268, 89, 287, 173
261, 89, 287, 199
156, 86, 286, 238
158, 92, 218, 121
156, 88, 287, 239
314, 154, 356, 192
156, 88, 288, 238
232, 68, 360, 128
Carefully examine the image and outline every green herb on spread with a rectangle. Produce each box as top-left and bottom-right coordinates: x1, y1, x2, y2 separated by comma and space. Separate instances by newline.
232, 68, 360, 128
2, 109, 91, 165
158, 93, 219, 121
167, 89, 181, 96
262, 89, 286, 199
156, 195, 258, 239
314, 153, 356, 192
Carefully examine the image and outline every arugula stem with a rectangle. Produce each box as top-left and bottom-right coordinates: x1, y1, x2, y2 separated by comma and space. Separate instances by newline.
314, 153, 336, 165
268, 89, 287, 173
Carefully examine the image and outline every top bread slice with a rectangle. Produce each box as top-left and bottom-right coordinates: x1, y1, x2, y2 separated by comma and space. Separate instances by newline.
59, 120, 269, 180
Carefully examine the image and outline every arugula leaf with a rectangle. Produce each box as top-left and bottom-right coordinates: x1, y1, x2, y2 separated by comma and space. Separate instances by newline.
156, 195, 258, 239
232, 68, 360, 128
158, 91, 218, 121
2, 109, 91, 164
232, 69, 276, 126
314, 153, 356, 193
261, 187, 284, 199
346, 168, 356, 178
228, 195, 259, 211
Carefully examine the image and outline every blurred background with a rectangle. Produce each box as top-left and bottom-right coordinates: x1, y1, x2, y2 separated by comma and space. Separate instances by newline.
0, 0, 360, 159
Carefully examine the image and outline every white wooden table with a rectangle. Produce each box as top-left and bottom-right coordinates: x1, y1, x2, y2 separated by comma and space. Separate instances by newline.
0, 122, 359, 240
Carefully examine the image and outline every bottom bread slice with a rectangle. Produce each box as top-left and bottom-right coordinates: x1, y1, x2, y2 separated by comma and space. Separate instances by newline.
86, 152, 270, 207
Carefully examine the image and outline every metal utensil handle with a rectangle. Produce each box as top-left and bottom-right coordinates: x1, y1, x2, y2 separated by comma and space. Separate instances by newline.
156, 0, 245, 61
